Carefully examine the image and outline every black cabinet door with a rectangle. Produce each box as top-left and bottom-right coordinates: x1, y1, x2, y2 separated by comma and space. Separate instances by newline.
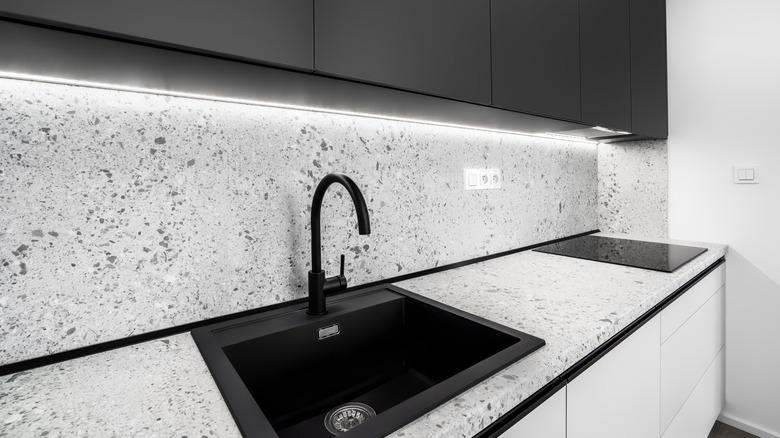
0, 0, 313, 71
491, 0, 581, 121
580, 0, 632, 132
630, 0, 668, 138
314, 0, 491, 105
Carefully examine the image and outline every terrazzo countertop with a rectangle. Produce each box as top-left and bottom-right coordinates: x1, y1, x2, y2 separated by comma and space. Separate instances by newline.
0, 233, 727, 437
0, 333, 240, 437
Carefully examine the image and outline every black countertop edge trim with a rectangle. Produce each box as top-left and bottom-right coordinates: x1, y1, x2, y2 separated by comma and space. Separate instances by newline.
474, 255, 725, 438
0, 230, 598, 377
472, 378, 567, 438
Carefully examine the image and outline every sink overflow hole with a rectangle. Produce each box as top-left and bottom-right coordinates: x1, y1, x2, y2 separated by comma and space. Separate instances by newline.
318, 323, 340, 340
325, 402, 376, 435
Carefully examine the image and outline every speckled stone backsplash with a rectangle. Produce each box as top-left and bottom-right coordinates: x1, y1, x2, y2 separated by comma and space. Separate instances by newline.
0, 77, 597, 365
597, 140, 668, 238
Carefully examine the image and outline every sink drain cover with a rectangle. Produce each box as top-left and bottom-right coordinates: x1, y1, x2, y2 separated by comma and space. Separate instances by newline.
324, 402, 376, 435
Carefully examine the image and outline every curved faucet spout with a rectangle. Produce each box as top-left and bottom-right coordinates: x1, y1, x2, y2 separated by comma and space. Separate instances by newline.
308, 173, 371, 315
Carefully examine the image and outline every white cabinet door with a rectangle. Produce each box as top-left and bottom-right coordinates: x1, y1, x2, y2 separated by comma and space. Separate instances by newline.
500, 386, 566, 438
568, 315, 661, 438
662, 348, 725, 438
660, 287, 725, 432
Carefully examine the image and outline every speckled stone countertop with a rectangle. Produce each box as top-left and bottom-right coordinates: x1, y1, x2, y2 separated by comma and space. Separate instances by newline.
0, 233, 727, 437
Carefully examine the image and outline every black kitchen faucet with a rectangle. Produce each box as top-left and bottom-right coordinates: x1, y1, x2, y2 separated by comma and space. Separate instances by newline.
308, 173, 371, 315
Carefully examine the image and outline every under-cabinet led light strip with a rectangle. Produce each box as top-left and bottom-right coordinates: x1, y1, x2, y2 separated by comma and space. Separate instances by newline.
538, 132, 592, 142
0, 71, 599, 145
593, 126, 631, 135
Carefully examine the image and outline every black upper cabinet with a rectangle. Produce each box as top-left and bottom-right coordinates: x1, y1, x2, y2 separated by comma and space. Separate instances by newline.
314, 0, 491, 105
493, 0, 667, 139
630, 0, 668, 138
0, 0, 314, 71
2, 0, 668, 139
491, 0, 581, 122
580, 0, 632, 132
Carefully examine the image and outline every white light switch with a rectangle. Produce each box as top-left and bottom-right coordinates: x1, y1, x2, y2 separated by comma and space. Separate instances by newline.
734, 166, 759, 184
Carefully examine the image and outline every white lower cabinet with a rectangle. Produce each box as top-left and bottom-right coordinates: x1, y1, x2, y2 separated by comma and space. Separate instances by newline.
660, 265, 725, 436
499, 386, 566, 438
567, 315, 661, 438
492, 263, 725, 438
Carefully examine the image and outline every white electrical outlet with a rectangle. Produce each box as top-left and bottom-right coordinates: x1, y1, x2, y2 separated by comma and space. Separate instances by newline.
480, 171, 490, 187
488, 169, 501, 188
464, 168, 501, 190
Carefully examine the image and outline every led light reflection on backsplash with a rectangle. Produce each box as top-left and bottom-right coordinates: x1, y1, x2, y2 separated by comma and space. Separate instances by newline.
0, 71, 599, 146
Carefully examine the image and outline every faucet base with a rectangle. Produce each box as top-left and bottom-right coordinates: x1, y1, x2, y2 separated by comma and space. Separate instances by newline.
308, 270, 349, 315
307, 270, 327, 316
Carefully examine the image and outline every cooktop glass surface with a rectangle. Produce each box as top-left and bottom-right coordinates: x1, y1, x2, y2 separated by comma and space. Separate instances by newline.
534, 235, 707, 273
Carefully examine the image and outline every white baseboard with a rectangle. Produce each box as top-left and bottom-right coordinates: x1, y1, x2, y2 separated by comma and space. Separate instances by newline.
718, 412, 780, 438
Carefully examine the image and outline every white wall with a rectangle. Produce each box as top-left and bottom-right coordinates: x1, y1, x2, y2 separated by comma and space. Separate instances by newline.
667, 0, 780, 436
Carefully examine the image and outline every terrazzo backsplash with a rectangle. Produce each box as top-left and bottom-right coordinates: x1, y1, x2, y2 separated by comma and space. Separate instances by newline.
597, 140, 668, 238
0, 77, 598, 365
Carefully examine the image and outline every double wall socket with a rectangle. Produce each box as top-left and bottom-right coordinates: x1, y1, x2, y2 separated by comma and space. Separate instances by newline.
464, 168, 501, 190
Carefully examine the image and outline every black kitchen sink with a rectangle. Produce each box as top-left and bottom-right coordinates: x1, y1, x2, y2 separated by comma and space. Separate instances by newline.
191, 284, 544, 438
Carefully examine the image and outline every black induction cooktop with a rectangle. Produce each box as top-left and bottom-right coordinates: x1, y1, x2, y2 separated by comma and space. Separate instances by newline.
534, 235, 707, 273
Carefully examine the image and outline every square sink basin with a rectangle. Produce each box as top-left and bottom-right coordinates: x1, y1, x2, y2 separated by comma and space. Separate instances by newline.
192, 284, 544, 437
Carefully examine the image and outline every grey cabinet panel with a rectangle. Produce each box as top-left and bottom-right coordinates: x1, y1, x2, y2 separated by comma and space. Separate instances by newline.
580, 0, 632, 132
315, 0, 491, 105
0, 0, 313, 71
630, 0, 668, 138
491, 0, 581, 121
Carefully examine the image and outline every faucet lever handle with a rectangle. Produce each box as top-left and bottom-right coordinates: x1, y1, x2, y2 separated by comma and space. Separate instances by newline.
322, 254, 348, 294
